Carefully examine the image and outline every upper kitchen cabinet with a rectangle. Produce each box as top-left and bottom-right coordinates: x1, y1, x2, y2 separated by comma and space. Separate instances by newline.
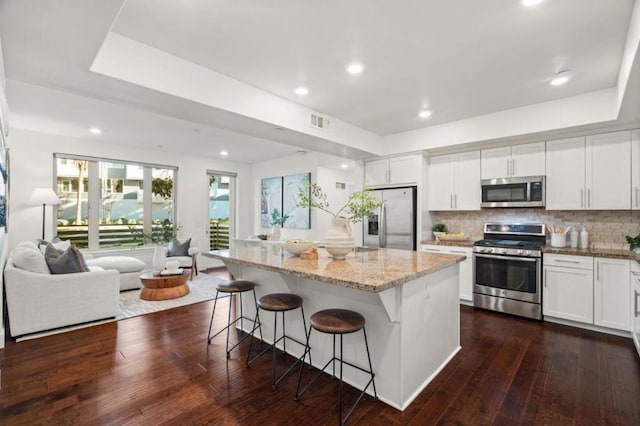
546, 131, 631, 210
428, 151, 480, 211
632, 129, 640, 210
365, 155, 419, 187
481, 142, 545, 179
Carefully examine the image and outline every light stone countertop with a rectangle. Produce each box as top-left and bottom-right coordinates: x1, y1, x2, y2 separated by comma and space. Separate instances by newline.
420, 239, 475, 248
205, 246, 465, 293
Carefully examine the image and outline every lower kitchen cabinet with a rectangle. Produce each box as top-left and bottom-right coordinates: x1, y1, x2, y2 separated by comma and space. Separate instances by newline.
594, 257, 630, 331
543, 254, 594, 324
422, 245, 473, 302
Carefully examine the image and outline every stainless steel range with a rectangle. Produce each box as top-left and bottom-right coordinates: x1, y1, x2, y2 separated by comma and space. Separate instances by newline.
473, 223, 546, 320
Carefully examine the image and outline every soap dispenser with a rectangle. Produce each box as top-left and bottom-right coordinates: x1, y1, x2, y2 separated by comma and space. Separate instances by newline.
579, 226, 589, 249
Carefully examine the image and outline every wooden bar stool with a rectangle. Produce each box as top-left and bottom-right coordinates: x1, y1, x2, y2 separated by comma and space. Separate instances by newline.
295, 308, 377, 425
207, 280, 262, 356
246, 293, 312, 388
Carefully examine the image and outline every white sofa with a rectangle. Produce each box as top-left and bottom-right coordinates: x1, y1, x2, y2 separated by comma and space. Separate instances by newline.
4, 243, 120, 337
84, 255, 146, 291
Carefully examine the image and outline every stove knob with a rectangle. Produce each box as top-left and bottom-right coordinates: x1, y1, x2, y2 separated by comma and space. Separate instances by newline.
487, 248, 494, 253
517, 249, 523, 255
500, 248, 507, 254
524, 250, 531, 256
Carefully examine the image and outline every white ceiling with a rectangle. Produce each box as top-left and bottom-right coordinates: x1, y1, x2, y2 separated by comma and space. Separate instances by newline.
112, 0, 634, 135
0, 0, 637, 161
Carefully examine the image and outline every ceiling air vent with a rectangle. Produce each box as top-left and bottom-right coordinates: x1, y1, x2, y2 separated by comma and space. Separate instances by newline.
310, 113, 330, 130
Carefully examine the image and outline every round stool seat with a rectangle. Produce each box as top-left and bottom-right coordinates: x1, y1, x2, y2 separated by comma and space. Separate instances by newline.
258, 293, 303, 312
310, 308, 365, 334
217, 280, 256, 293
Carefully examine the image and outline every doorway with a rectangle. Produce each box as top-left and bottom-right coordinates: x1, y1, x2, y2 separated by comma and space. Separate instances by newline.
207, 170, 236, 250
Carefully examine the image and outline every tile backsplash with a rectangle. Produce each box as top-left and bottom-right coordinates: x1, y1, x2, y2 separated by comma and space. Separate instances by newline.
434, 209, 640, 250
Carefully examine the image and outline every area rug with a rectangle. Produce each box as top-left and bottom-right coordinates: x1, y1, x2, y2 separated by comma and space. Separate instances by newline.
15, 273, 228, 342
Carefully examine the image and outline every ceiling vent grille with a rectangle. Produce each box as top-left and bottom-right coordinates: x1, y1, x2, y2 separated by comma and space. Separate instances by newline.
310, 113, 329, 129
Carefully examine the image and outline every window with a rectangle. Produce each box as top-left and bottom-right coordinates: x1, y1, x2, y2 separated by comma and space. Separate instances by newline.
55, 155, 177, 249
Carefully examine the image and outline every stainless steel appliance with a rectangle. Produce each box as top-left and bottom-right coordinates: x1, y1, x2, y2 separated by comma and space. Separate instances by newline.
632, 268, 640, 358
473, 223, 546, 319
363, 187, 416, 250
481, 175, 545, 208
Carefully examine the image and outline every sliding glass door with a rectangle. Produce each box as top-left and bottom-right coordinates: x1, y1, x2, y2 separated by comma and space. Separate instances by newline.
207, 170, 236, 250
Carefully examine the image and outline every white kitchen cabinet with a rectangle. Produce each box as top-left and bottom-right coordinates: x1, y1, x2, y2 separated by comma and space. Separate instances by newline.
594, 257, 630, 331
481, 142, 545, 179
546, 131, 631, 210
428, 151, 480, 211
631, 129, 640, 210
543, 254, 593, 324
365, 155, 419, 187
421, 245, 473, 302
631, 262, 640, 358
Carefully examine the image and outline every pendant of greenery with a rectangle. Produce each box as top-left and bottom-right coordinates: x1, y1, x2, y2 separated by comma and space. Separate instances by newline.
297, 183, 382, 223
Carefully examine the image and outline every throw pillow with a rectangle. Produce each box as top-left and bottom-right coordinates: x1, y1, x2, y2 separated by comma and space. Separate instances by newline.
15, 241, 41, 252
12, 247, 51, 274
44, 244, 90, 274
167, 238, 191, 257
37, 237, 71, 254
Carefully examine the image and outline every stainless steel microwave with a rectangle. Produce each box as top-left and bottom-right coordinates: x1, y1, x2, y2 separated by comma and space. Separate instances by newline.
481, 176, 545, 208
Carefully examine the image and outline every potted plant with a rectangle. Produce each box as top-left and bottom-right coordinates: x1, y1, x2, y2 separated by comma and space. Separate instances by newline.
269, 208, 289, 240
432, 223, 447, 240
130, 219, 179, 272
297, 183, 382, 259
626, 233, 640, 254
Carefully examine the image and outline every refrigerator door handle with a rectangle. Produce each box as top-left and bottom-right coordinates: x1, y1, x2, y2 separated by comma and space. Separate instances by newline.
379, 201, 387, 248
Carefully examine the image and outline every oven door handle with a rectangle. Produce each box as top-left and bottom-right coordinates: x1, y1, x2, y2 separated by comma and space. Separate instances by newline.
474, 253, 539, 262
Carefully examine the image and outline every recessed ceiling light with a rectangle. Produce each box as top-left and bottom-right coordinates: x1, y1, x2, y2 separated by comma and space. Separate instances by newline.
89, 127, 102, 134
220, 150, 228, 156
418, 110, 433, 119
346, 62, 365, 75
522, 0, 544, 6
550, 71, 571, 86
294, 86, 309, 96
340, 163, 349, 169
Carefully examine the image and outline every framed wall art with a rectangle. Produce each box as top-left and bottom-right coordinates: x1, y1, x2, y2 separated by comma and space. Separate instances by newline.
282, 172, 310, 229
260, 176, 282, 227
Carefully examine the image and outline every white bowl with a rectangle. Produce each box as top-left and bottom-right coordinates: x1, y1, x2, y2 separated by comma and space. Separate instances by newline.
165, 259, 180, 271
325, 245, 354, 260
283, 240, 316, 256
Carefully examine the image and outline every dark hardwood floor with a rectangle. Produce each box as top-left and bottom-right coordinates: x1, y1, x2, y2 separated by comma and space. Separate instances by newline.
1, 268, 639, 425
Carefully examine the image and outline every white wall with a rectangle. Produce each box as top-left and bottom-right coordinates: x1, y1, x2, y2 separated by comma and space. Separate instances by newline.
251, 152, 363, 242
6, 128, 253, 269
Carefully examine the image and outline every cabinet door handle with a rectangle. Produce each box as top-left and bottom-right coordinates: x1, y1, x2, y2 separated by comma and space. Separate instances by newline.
506, 159, 510, 176
587, 189, 591, 208
450, 194, 453, 209
596, 260, 599, 281
580, 189, 584, 208
454, 193, 457, 208
512, 158, 516, 176
555, 259, 581, 264
544, 269, 547, 288
423, 248, 441, 252
635, 290, 640, 317
450, 250, 467, 254
636, 187, 639, 208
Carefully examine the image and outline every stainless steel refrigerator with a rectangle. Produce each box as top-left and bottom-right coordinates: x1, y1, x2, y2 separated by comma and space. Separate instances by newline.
363, 187, 416, 250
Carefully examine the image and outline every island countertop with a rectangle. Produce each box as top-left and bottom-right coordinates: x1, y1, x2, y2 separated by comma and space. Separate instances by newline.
205, 246, 465, 293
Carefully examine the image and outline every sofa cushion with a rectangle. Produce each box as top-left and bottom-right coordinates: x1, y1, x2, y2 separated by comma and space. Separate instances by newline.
85, 256, 145, 273
168, 238, 191, 257
15, 241, 41, 252
12, 247, 51, 274
44, 244, 90, 274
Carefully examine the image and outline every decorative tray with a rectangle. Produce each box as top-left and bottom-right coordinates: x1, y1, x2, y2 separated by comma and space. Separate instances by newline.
160, 268, 184, 276
437, 235, 469, 242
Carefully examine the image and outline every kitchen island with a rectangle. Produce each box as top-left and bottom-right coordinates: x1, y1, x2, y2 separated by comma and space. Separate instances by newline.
204, 246, 465, 410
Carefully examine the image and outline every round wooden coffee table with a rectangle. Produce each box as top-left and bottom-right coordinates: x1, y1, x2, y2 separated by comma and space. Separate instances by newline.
139, 271, 191, 301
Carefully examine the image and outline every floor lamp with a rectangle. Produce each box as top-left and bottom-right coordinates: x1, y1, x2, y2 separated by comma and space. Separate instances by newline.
28, 188, 61, 240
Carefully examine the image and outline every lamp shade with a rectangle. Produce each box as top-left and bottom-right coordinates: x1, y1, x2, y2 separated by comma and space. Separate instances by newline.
28, 188, 61, 205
